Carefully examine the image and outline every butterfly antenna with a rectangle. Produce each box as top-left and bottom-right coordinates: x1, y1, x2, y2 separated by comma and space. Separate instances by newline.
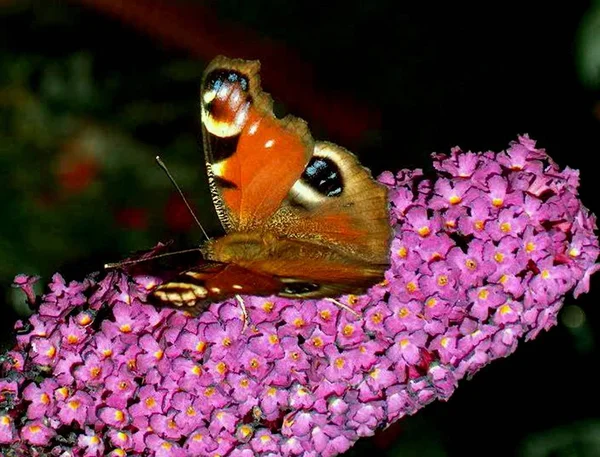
155, 156, 210, 242
104, 247, 204, 269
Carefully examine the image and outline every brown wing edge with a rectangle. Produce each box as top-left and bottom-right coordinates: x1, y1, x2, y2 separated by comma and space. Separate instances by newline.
200, 55, 314, 232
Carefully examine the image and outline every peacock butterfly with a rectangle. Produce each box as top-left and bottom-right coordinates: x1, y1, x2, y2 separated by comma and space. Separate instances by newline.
121, 56, 392, 315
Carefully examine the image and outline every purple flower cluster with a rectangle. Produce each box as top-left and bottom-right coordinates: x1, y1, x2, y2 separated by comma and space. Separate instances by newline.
1, 136, 598, 456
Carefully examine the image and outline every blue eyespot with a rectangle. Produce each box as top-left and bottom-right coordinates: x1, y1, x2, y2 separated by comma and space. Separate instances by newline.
302, 157, 343, 197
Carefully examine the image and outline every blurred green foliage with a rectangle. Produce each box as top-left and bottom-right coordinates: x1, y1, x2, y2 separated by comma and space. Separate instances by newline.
577, 2, 600, 90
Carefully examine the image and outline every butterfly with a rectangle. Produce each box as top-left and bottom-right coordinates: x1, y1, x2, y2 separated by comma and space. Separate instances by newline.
128, 56, 392, 315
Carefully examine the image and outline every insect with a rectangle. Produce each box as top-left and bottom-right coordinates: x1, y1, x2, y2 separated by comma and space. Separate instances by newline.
111, 56, 392, 316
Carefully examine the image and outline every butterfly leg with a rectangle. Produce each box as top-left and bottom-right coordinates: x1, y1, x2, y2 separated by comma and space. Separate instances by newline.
325, 298, 361, 318
235, 295, 251, 332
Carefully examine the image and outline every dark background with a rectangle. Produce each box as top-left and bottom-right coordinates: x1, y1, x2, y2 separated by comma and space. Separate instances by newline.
1, 1, 599, 456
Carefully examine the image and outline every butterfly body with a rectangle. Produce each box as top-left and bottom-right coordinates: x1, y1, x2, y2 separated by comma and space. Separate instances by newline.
147, 56, 392, 315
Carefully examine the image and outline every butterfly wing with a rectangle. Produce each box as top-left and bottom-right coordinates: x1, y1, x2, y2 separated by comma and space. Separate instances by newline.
201, 56, 314, 231
205, 141, 393, 298
235, 248, 389, 299
274, 141, 392, 296
108, 244, 282, 315
271, 141, 392, 266
148, 262, 282, 316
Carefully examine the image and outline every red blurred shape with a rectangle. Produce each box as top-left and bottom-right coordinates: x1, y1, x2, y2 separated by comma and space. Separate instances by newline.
56, 158, 99, 194
164, 191, 196, 232
115, 207, 149, 230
